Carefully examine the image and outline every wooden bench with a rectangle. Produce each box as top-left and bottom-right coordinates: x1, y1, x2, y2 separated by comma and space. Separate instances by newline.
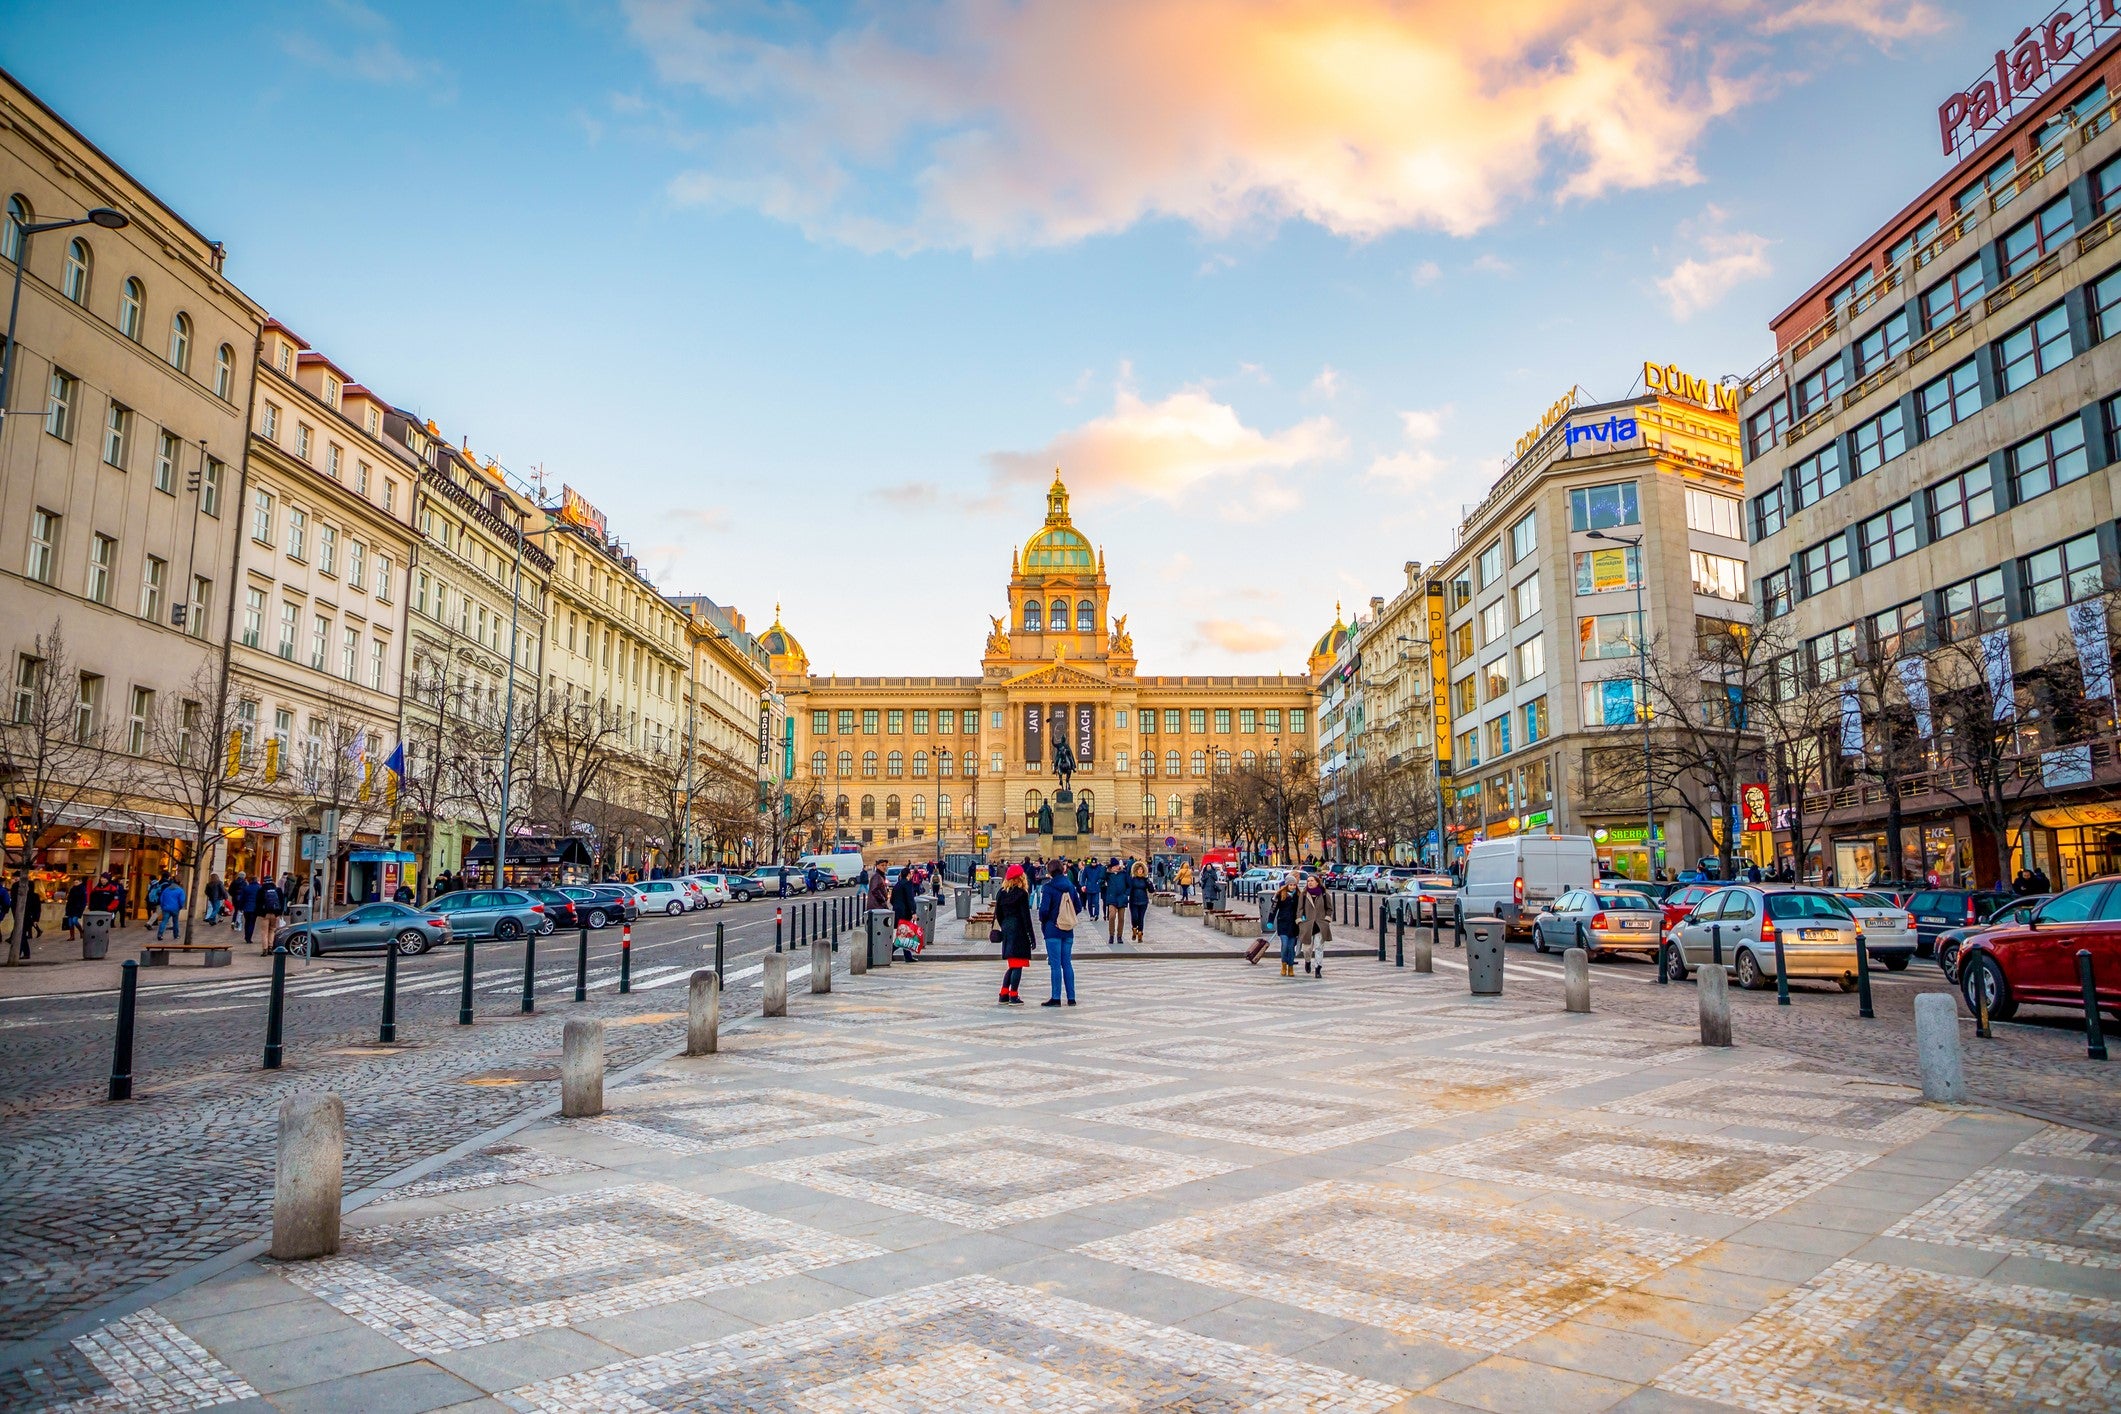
140, 943, 232, 967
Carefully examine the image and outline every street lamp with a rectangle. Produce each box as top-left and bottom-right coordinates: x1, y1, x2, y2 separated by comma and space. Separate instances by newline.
1587, 529, 1656, 880
1, 205, 130, 434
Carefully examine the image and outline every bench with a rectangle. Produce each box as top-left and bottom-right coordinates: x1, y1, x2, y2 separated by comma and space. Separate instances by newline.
140, 943, 232, 967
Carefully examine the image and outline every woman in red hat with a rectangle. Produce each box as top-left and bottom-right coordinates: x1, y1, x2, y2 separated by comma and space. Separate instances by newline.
995, 863, 1034, 1004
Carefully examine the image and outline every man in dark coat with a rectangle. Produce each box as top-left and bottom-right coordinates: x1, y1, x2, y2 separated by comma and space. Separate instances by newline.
889, 865, 917, 925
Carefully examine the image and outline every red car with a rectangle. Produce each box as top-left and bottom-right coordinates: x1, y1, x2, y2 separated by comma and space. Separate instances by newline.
1658, 884, 1718, 942
1958, 878, 2121, 1023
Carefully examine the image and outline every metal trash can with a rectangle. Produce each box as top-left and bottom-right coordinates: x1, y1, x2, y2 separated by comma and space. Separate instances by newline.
80, 910, 114, 961
867, 908, 894, 969
284, 903, 312, 925
954, 887, 972, 920
1466, 918, 1506, 995
916, 897, 937, 955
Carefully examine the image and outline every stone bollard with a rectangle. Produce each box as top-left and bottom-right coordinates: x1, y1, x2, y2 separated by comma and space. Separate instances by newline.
763, 954, 788, 1016
1914, 992, 1966, 1102
271, 1093, 344, 1260
849, 924, 868, 975
1697, 964, 1733, 1048
685, 970, 719, 1056
1413, 930, 1433, 973
1563, 948, 1591, 1013
561, 1019, 604, 1118
811, 936, 832, 993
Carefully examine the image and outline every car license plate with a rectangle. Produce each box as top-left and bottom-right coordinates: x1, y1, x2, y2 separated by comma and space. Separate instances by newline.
1801, 928, 1835, 941
1621, 919, 1649, 930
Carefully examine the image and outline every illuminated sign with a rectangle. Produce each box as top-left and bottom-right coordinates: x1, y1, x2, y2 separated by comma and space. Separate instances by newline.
757, 704, 772, 767
1511, 388, 1580, 462
1740, 782, 1772, 833
558, 484, 608, 541
1938, 3, 2119, 160
1642, 361, 1738, 415
1563, 414, 1641, 454
1426, 582, 1452, 766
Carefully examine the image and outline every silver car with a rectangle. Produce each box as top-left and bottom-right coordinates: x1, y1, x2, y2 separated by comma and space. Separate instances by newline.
281, 901, 451, 957
1834, 891, 1917, 970
1667, 885, 1861, 992
1386, 876, 1461, 925
1533, 889, 1664, 960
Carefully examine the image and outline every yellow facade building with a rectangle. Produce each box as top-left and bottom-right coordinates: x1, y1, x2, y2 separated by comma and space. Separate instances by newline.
767, 476, 1317, 861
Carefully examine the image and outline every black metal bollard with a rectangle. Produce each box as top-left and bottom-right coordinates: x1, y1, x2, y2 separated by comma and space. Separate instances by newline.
715, 920, 726, 985
520, 933, 537, 1014
380, 943, 400, 1042
1977, 982, 1993, 1040
574, 926, 588, 1003
2080, 950, 2109, 1061
775, 908, 782, 954
109, 959, 138, 1100
1376, 901, 1387, 962
458, 936, 476, 1025
619, 923, 632, 993
1454, 908, 1465, 948
1711, 923, 1723, 967
263, 945, 288, 1069
1656, 935, 1669, 984
1432, 903, 1442, 958
1855, 938, 1873, 1018
1774, 936, 1790, 1006
1394, 914, 1404, 968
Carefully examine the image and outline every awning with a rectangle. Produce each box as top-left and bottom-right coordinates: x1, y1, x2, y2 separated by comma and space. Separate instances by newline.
2032, 803, 2121, 828
47, 802, 201, 839
347, 849, 416, 864
464, 836, 592, 867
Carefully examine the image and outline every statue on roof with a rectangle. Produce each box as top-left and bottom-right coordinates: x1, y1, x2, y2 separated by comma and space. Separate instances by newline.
1110, 614, 1132, 656
986, 614, 1010, 657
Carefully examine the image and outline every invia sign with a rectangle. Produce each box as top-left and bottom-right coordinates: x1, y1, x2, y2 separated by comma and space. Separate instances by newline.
1938, 2, 2120, 160
1563, 414, 1641, 454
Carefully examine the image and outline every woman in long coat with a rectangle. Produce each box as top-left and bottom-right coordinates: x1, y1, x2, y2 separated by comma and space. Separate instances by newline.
995, 864, 1034, 1005
1297, 872, 1334, 979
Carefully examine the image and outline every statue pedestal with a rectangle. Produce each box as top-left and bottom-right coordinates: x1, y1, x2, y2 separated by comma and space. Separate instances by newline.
1049, 789, 1079, 845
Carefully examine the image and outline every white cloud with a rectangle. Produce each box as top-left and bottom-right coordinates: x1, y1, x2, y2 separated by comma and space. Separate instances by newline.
1194, 618, 1289, 655
281, 0, 449, 92
1308, 366, 1342, 399
628, 0, 1930, 253
1656, 206, 1773, 320
1468, 253, 1515, 276
1366, 406, 1453, 492
669, 506, 732, 533
1410, 260, 1443, 286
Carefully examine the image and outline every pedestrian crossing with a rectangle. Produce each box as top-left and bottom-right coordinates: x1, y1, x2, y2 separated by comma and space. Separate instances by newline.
124, 953, 812, 1006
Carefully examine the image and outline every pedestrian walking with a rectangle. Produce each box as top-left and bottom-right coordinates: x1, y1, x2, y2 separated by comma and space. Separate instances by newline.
1038, 859, 1082, 1007
890, 864, 917, 925
233, 875, 259, 946
64, 878, 87, 941
868, 861, 891, 913
19, 885, 39, 955
255, 876, 284, 954
1102, 860, 1128, 944
203, 872, 226, 925
154, 877, 186, 940
995, 864, 1034, 1005
1126, 861, 1150, 944
1080, 857, 1105, 921
1176, 860, 1194, 903
1272, 873, 1302, 976
1298, 871, 1333, 979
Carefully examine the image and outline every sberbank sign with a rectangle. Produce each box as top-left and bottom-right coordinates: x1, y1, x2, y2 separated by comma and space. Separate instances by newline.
1643, 360, 1738, 414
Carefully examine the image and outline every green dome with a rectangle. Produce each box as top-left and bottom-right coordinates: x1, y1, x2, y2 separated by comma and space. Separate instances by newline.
1021, 472, 1096, 574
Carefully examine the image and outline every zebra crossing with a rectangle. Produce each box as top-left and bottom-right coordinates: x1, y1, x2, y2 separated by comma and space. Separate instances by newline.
131, 953, 810, 1006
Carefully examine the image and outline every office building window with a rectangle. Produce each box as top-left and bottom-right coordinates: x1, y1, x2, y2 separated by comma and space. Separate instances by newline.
243, 588, 264, 648
153, 431, 178, 493
2000, 196, 2073, 278
1941, 569, 2007, 641
1513, 575, 1540, 622
1886, 214, 1941, 267
1568, 481, 1639, 531
2009, 419, 2090, 501
1859, 502, 1916, 570
1577, 612, 1643, 660
1920, 258, 1985, 325
1792, 359, 1845, 417
1997, 305, 2073, 393
1573, 544, 1641, 594
1480, 599, 1508, 644
1917, 359, 1983, 435
1761, 568, 1793, 619
1751, 485, 1786, 539
1484, 715, 1512, 760
1482, 657, 1508, 700
1853, 310, 1910, 377
86, 533, 114, 604
1214, 708, 1231, 732
1478, 541, 1504, 587
101, 403, 130, 468
1928, 463, 1995, 537
1848, 405, 1907, 476
2022, 534, 2104, 615
1691, 551, 1748, 601
1510, 511, 1536, 561
27, 508, 58, 583
1523, 696, 1548, 745
1799, 536, 1851, 595
45, 369, 76, 440
1452, 675, 1478, 716
1582, 678, 1643, 727
1685, 488, 1743, 539
140, 555, 165, 620
1516, 634, 1545, 682
1807, 625, 1860, 682
1746, 402, 1788, 458
1792, 444, 1845, 508
1870, 600, 1926, 659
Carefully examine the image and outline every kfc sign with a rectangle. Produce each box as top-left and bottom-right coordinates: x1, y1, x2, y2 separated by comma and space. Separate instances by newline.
1938, 3, 2120, 160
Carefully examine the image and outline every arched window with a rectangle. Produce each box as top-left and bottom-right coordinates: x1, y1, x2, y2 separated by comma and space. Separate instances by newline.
1023, 601, 1042, 631
1266, 750, 1280, 770
939, 794, 952, 819
886, 794, 902, 819
862, 751, 878, 777
1050, 598, 1068, 627
1241, 750, 1256, 769
810, 749, 826, 776
62, 238, 90, 304
1076, 601, 1094, 632
2, 195, 30, 263
1142, 794, 1157, 818
1165, 749, 1179, 775
837, 750, 853, 776
860, 794, 876, 819
960, 793, 974, 820
168, 312, 192, 372
912, 751, 928, 777
938, 749, 953, 777
1215, 750, 1231, 774
887, 750, 904, 777
1142, 752, 1157, 777
835, 794, 850, 819
1190, 751, 1206, 776
119, 278, 144, 340
1169, 794, 1184, 819
912, 795, 926, 820
1025, 789, 1043, 831
213, 343, 235, 400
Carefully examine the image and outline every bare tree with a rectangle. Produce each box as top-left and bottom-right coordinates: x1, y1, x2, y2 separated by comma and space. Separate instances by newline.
139, 662, 257, 945
0, 622, 124, 962
1628, 616, 1781, 880
1930, 627, 2087, 884
1754, 653, 1842, 882
537, 694, 627, 864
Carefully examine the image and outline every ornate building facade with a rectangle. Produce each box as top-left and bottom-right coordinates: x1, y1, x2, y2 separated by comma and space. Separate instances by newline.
767, 475, 1317, 860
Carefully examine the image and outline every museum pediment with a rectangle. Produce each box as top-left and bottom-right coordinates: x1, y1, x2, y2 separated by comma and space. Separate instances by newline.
1003, 660, 1109, 690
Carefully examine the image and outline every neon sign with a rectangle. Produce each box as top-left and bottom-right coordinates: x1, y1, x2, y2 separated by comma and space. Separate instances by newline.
1563, 414, 1640, 452
1511, 388, 1580, 463
1937, 2, 2120, 161
1642, 360, 1738, 414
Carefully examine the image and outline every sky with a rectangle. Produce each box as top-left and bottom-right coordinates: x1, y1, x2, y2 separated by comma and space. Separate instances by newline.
5, 0, 2027, 675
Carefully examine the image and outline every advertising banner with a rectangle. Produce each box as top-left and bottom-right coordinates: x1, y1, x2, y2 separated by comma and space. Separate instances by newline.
1076, 703, 1095, 765
1739, 782, 1771, 833
1588, 547, 1632, 592
1023, 703, 1044, 766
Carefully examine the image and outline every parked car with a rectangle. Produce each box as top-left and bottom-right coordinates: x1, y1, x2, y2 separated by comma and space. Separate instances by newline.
1346, 864, 1383, 892
1658, 883, 1720, 942
1602, 878, 1674, 906
634, 878, 694, 917
1834, 891, 1918, 970
281, 902, 452, 957
725, 874, 773, 902
558, 886, 634, 929
1386, 876, 1461, 925
1958, 879, 2121, 1023
682, 874, 732, 908
426, 888, 548, 942
1532, 889, 1665, 960
1905, 889, 2016, 957
1234, 867, 1277, 894
1937, 895, 2051, 983
1664, 886, 1861, 992
1461, 835, 1600, 936
525, 889, 579, 930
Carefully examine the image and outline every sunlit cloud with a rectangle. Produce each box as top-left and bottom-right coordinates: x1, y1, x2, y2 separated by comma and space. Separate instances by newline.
1656, 205, 1773, 320
669, 506, 733, 534
1308, 366, 1342, 400
628, 0, 1930, 253
1366, 406, 1453, 492
1194, 618, 1290, 655
281, 0, 449, 93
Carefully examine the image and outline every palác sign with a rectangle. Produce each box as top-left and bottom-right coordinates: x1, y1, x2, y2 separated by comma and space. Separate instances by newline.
1938, 2, 2120, 160
1643, 360, 1738, 415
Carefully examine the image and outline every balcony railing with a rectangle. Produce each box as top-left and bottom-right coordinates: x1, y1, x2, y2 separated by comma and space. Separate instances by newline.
1841, 357, 1902, 412
1785, 403, 1836, 447
1790, 313, 1839, 364
1801, 724, 2121, 824
1741, 353, 1784, 400
1907, 310, 1972, 370
1983, 250, 2062, 319
2076, 209, 2121, 260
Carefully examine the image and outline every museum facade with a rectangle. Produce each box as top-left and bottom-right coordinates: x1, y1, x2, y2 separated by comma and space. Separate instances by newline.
763, 475, 1320, 860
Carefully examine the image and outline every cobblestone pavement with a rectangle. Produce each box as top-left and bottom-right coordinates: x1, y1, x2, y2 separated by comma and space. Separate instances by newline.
0, 894, 844, 1348
14, 924, 2116, 1412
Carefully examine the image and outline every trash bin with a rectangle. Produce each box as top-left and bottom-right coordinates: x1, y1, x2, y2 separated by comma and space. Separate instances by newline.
80, 910, 114, 961
954, 887, 972, 921
284, 903, 312, 925
1466, 917, 1506, 995
867, 908, 894, 969
916, 897, 937, 954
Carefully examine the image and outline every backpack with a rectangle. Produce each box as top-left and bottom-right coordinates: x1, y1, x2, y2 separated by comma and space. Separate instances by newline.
1055, 887, 1077, 931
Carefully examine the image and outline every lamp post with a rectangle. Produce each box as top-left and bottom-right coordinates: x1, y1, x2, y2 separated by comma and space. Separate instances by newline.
494, 502, 528, 889
1587, 530, 1655, 879
1, 205, 130, 435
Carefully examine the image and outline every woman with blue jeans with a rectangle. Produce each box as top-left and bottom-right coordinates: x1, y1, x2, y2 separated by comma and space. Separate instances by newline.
1271, 874, 1303, 976
1038, 861, 1083, 1007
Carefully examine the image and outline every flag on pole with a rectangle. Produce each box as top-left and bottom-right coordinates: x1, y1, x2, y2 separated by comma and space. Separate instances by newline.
384, 742, 406, 780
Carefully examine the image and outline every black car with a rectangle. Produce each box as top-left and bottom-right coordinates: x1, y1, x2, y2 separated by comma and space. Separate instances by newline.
1905, 889, 2015, 956
526, 889, 579, 930
559, 886, 637, 929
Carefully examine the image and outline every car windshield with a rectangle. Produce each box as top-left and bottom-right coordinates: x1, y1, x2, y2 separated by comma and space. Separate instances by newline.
1841, 893, 1897, 908
1765, 893, 1854, 921
1594, 894, 1651, 910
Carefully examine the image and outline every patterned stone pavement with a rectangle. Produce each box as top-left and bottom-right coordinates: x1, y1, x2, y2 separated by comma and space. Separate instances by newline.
6, 941, 2118, 1411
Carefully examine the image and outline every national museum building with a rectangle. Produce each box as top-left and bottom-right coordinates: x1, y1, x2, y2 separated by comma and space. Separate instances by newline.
762, 476, 1318, 859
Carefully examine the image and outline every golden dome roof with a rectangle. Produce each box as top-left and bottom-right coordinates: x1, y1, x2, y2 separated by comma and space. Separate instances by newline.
1311, 603, 1349, 661
1023, 471, 1095, 573
759, 604, 806, 663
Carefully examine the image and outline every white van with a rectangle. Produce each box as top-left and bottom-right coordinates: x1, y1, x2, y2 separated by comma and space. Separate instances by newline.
1461, 835, 1600, 936
799, 853, 864, 886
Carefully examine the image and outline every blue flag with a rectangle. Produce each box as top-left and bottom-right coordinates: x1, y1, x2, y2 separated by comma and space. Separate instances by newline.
384, 743, 406, 779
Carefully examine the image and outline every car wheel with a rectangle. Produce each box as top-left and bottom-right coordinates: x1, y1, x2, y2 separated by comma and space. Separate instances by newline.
1962, 954, 2017, 1021
1575, 924, 1592, 958
537, 916, 556, 936
586, 908, 607, 929
667, 901, 684, 917
1735, 948, 1765, 991
1663, 942, 1687, 982
1533, 925, 1549, 954
495, 918, 524, 942
394, 929, 429, 956
1882, 954, 1910, 972
289, 932, 314, 957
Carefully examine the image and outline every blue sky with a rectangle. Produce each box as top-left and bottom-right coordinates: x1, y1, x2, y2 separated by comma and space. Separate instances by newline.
7, 0, 2018, 673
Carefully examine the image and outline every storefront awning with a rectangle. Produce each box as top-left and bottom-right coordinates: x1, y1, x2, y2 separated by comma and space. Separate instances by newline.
464, 837, 592, 867
347, 849, 415, 864
2032, 804, 2121, 829
46, 802, 202, 839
